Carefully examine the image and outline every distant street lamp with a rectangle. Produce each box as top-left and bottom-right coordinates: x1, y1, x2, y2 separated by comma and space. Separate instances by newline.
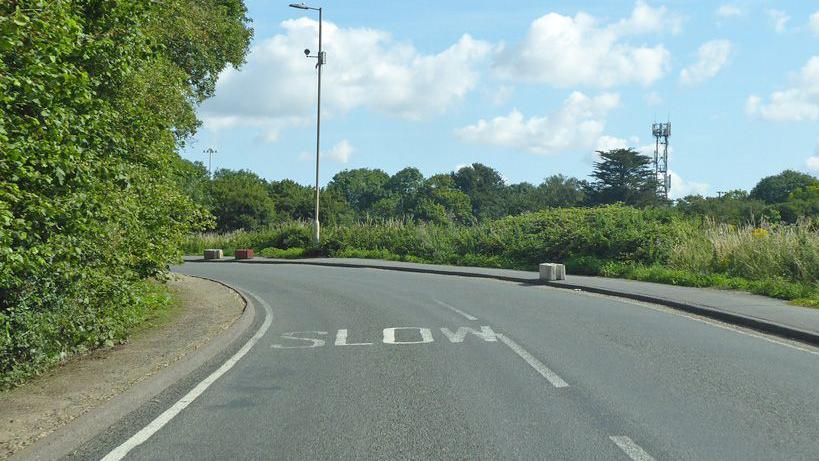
289, 2, 325, 244
203, 147, 217, 177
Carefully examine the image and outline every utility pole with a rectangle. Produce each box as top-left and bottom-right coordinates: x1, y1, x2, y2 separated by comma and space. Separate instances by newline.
204, 147, 217, 177
289, 2, 325, 244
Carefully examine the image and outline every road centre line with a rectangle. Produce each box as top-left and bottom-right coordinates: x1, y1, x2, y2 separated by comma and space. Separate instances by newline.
609, 436, 656, 461
433, 299, 478, 321
496, 333, 569, 388
101, 288, 273, 461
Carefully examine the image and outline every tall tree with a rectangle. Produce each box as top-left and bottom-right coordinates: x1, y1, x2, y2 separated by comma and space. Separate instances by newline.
452, 163, 507, 220
586, 149, 661, 207
326, 168, 389, 214
750, 170, 817, 204
210, 169, 276, 231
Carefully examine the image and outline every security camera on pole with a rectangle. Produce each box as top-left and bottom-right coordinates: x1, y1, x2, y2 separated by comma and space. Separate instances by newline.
289, 2, 325, 244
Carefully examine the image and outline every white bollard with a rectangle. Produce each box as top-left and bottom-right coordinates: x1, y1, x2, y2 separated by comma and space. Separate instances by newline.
539, 263, 566, 281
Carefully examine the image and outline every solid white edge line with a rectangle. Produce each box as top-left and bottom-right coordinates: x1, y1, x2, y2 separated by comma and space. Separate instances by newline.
100, 289, 273, 461
496, 333, 569, 388
433, 299, 478, 321
609, 436, 656, 461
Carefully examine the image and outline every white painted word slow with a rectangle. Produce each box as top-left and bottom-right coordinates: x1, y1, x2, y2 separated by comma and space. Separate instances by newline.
271, 326, 499, 349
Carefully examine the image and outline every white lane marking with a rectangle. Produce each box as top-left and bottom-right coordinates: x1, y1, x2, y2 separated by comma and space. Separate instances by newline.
496, 333, 569, 388
577, 291, 819, 358
334, 329, 373, 346
609, 436, 656, 461
383, 327, 434, 344
433, 299, 478, 321
101, 289, 273, 461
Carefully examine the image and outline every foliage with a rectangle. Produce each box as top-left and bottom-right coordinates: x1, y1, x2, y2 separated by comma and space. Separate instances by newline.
586, 148, 662, 207
0, 0, 251, 387
209, 169, 276, 231
260, 247, 306, 259
750, 170, 817, 204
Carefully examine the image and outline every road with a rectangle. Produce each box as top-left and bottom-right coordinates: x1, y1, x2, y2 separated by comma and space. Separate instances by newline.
76, 262, 819, 460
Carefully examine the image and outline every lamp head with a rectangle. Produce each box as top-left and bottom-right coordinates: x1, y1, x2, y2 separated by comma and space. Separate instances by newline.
289, 3, 309, 9
304, 49, 311, 56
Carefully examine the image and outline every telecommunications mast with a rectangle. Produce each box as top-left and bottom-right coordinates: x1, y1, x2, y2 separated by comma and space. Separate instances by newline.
651, 122, 671, 199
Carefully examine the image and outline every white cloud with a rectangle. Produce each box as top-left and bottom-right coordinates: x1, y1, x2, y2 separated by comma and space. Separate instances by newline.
810, 11, 819, 36
326, 140, 353, 163
456, 92, 620, 155
746, 56, 819, 121
807, 156, 819, 172
645, 91, 663, 106
715, 5, 743, 18
669, 170, 709, 199
486, 85, 515, 106
766, 9, 790, 33
492, 2, 674, 87
679, 40, 732, 85
200, 18, 492, 137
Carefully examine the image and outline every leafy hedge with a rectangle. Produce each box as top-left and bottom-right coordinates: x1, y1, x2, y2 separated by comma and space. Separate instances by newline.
1, 1, 250, 388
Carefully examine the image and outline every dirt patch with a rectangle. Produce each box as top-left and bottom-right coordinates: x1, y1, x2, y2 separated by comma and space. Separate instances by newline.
0, 274, 244, 459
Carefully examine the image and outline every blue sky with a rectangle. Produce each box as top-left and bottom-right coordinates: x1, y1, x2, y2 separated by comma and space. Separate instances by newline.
182, 1, 819, 198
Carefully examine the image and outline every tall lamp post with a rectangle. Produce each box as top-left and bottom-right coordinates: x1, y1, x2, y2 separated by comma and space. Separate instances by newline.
289, 2, 325, 243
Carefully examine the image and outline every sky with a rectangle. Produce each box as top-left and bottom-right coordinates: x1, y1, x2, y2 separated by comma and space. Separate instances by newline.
182, 0, 819, 199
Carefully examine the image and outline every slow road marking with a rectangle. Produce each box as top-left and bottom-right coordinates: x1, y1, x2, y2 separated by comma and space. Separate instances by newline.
609, 436, 656, 461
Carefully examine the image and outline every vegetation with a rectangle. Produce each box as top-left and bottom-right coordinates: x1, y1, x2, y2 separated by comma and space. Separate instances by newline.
1, 0, 251, 388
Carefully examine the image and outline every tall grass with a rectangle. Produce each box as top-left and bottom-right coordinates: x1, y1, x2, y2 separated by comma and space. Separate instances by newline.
182, 207, 819, 305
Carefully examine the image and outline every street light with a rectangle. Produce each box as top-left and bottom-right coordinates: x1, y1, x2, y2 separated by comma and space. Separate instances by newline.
289, 2, 325, 244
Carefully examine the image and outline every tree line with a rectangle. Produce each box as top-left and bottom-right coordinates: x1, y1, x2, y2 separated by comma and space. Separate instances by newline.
178, 149, 819, 232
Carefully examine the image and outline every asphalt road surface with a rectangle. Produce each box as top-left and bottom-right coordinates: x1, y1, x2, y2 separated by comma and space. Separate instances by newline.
76, 262, 819, 460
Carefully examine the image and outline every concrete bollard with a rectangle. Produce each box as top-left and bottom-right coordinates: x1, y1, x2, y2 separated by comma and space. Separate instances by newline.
204, 249, 224, 260
539, 263, 566, 281
235, 248, 254, 260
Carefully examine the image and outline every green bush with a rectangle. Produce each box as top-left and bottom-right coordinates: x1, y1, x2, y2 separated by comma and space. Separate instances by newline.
1, 1, 251, 387
260, 247, 306, 259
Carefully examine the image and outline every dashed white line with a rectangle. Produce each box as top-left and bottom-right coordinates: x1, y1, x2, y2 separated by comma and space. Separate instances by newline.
496, 333, 569, 388
609, 436, 655, 461
100, 289, 273, 461
433, 299, 478, 321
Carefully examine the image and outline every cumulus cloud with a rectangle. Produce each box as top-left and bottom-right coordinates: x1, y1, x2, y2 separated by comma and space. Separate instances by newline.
810, 11, 819, 36
715, 5, 743, 18
326, 139, 354, 163
679, 40, 732, 85
456, 92, 620, 155
668, 170, 709, 199
492, 2, 674, 87
746, 56, 819, 121
644, 91, 663, 106
200, 18, 493, 138
766, 9, 790, 33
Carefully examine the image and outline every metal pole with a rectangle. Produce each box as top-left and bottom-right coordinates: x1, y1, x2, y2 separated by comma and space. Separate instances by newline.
313, 7, 322, 244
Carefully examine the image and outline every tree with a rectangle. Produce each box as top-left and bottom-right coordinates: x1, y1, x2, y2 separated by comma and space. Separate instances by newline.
537, 175, 587, 208
0, 0, 252, 385
452, 163, 506, 220
586, 149, 661, 207
268, 179, 313, 221
750, 170, 817, 204
210, 169, 276, 231
326, 168, 389, 214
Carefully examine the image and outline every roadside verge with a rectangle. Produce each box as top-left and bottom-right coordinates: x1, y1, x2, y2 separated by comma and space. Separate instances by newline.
1, 275, 255, 461
185, 256, 819, 348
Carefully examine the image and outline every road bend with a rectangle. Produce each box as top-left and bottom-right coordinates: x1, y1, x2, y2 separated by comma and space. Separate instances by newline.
76, 262, 819, 460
